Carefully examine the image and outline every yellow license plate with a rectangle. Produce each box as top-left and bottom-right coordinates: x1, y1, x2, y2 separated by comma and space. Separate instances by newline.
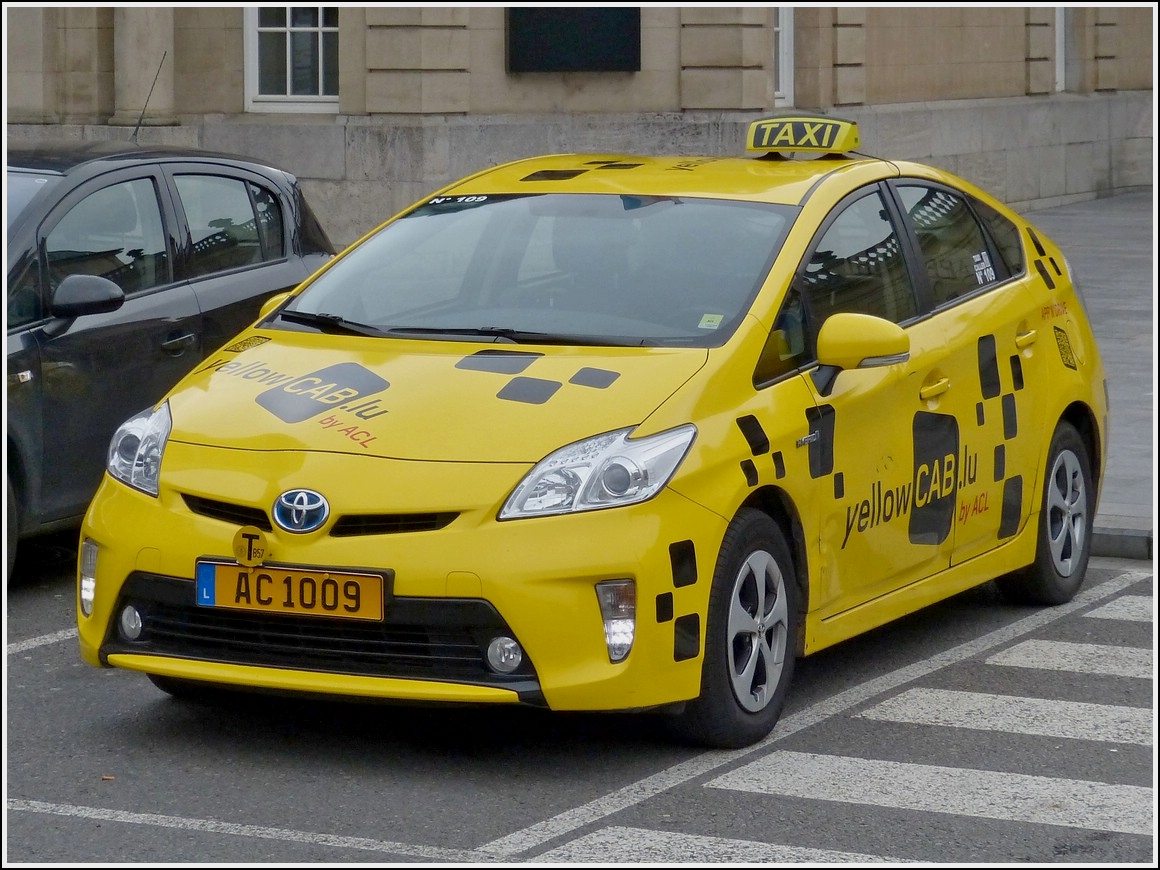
195, 561, 385, 621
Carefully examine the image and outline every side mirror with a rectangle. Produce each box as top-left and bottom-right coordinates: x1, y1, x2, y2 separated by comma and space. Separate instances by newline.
813, 312, 909, 397
259, 291, 291, 320
816, 312, 909, 371
50, 274, 125, 319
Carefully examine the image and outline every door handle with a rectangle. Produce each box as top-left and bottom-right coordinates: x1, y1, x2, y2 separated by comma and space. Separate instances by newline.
919, 377, 950, 401
161, 332, 196, 354
1015, 329, 1038, 349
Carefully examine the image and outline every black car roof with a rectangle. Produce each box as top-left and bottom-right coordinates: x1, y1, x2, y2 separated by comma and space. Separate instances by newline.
5, 139, 284, 175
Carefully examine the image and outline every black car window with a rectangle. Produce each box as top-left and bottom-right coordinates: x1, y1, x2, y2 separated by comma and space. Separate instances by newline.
251, 181, 286, 260
897, 184, 1002, 305
7, 256, 43, 328
7, 170, 62, 231
45, 178, 168, 296
174, 174, 284, 279
797, 189, 919, 329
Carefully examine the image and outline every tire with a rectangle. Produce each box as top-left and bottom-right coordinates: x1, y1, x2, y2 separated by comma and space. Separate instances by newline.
6, 478, 18, 582
998, 422, 1094, 605
671, 509, 799, 749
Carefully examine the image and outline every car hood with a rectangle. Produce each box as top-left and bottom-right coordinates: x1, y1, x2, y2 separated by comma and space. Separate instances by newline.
169, 333, 708, 463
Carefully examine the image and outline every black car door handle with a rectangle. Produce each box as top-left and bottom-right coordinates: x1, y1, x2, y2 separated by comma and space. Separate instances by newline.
161, 332, 196, 354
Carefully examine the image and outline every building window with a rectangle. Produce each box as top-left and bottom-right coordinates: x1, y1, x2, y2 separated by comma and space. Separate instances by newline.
506, 8, 641, 73
245, 7, 338, 113
774, 7, 794, 107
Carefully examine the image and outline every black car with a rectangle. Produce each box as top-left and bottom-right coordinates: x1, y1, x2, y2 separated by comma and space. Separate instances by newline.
6, 140, 336, 576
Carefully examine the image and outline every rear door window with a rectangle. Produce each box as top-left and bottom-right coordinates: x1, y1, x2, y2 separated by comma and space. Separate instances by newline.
174, 175, 286, 279
895, 184, 1011, 307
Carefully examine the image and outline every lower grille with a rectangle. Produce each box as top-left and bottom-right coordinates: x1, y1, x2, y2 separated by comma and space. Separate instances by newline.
103, 573, 543, 700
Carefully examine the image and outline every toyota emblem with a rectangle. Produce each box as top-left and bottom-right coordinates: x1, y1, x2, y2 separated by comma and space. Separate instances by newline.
272, 489, 330, 533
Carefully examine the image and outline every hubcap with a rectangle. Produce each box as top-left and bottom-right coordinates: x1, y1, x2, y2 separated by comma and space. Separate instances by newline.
1046, 448, 1087, 577
726, 549, 788, 713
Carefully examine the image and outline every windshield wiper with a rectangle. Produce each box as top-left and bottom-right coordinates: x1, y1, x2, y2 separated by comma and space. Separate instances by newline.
277, 310, 388, 337
385, 325, 638, 346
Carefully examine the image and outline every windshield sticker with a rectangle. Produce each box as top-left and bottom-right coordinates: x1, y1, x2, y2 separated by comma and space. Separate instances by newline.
698, 314, 724, 330
428, 195, 489, 206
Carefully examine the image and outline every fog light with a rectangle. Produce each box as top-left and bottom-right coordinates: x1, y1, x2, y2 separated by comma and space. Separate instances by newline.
79, 538, 99, 617
595, 579, 635, 663
486, 636, 523, 674
119, 605, 143, 641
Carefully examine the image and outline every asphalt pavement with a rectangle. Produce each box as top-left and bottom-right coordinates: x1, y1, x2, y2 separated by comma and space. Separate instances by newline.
1023, 189, 1155, 561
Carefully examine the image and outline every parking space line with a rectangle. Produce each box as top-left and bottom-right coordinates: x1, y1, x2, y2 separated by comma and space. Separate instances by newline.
7, 628, 78, 655
6, 799, 490, 863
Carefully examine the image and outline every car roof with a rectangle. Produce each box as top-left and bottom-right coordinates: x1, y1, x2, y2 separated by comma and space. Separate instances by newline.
5, 138, 285, 176
446, 151, 892, 207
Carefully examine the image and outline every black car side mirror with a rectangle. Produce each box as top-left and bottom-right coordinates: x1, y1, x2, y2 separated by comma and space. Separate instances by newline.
50, 274, 126, 319
43, 274, 126, 338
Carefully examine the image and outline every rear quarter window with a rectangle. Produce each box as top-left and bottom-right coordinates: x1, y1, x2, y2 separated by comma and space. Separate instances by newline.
971, 197, 1025, 276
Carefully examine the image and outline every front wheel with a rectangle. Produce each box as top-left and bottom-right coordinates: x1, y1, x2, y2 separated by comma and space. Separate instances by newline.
671, 509, 799, 749
998, 421, 1094, 605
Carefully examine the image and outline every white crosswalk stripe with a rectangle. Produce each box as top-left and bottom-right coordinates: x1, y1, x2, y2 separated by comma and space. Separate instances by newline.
706, 751, 1153, 835
679, 599, 1155, 859
1084, 594, 1154, 622
534, 825, 904, 863
857, 687, 1152, 744
987, 639, 1153, 678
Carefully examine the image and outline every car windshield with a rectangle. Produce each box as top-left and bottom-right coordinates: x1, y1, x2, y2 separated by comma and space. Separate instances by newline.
282, 193, 797, 347
7, 170, 62, 231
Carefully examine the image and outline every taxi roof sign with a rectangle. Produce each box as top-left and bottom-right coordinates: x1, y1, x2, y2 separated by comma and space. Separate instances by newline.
746, 113, 860, 155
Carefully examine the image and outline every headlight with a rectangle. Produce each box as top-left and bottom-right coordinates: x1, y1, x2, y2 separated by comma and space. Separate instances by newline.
499, 424, 696, 519
107, 402, 172, 496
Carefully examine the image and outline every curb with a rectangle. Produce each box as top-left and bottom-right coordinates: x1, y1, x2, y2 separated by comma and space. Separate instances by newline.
1091, 525, 1154, 561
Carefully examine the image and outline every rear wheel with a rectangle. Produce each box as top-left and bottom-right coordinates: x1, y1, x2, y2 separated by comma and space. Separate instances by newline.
671, 509, 798, 749
998, 422, 1094, 605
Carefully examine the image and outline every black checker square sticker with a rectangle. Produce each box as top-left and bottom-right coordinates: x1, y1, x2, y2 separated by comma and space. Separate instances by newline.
256, 363, 389, 423
909, 411, 958, 546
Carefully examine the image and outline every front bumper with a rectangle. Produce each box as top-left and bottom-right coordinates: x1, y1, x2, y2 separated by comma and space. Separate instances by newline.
78, 444, 728, 712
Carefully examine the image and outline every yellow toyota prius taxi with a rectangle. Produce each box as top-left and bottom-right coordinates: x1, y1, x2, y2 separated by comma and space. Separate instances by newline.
78, 114, 1107, 748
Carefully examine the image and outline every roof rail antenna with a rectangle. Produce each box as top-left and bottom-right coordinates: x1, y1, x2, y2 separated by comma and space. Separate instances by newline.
131, 51, 168, 144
